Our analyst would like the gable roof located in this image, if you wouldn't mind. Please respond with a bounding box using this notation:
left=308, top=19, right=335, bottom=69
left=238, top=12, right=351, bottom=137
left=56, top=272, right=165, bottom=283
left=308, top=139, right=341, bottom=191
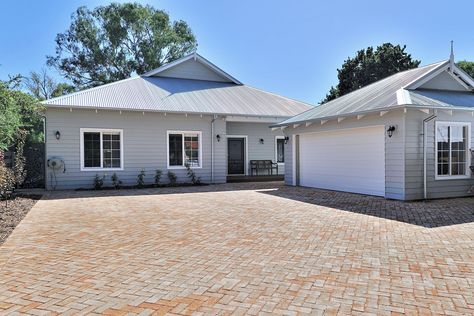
left=143, top=53, right=242, bottom=84
left=274, top=60, right=474, bottom=126
left=42, top=53, right=312, bottom=118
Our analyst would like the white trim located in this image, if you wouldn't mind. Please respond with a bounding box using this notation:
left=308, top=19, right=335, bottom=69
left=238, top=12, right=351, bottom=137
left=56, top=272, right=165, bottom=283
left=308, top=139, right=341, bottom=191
left=166, top=130, right=203, bottom=169
left=292, top=134, right=296, bottom=186
left=80, top=128, right=124, bottom=172
left=225, top=115, right=285, bottom=123
left=226, top=135, right=248, bottom=176
left=434, top=121, right=471, bottom=180
left=275, top=136, right=285, bottom=174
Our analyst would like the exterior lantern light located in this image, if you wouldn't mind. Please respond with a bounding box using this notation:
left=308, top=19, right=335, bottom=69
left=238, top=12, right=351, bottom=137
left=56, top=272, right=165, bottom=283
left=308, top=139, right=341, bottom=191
left=216, top=134, right=221, bottom=142
left=55, top=130, right=61, bottom=140
left=284, top=136, right=289, bottom=144
left=259, top=138, right=264, bottom=144
left=387, top=125, right=396, bottom=138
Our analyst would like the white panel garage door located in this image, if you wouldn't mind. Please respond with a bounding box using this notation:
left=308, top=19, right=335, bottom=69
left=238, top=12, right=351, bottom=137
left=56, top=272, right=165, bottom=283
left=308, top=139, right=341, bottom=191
left=299, top=126, right=385, bottom=197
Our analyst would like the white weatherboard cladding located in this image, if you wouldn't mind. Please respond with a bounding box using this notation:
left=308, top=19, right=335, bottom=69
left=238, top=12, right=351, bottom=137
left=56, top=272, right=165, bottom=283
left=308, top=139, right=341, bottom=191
left=299, top=126, right=386, bottom=197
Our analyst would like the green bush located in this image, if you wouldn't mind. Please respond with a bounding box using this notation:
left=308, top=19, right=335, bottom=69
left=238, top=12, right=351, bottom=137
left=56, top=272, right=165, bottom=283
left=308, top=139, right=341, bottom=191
left=137, top=169, right=146, bottom=188
left=154, top=169, right=162, bottom=186
left=167, top=171, right=177, bottom=186
left=185, top=163, right=201, bottom=185
left=93, top=174, right=105, bottom=190
left=111, top=173, right=122, bottom=189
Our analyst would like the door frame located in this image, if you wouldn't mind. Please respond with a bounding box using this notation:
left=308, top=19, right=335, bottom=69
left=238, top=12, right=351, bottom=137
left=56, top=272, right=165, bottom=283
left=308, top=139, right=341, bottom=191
left=226, top=135, right=248, bottom=176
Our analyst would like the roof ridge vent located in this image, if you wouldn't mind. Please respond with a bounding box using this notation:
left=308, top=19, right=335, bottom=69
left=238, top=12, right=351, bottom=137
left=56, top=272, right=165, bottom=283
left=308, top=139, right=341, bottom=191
left=449, top=40, right=455, bottom=72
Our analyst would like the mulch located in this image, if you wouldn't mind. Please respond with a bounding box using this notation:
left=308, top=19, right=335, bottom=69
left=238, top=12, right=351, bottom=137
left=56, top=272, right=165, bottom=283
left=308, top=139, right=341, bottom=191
left=0, top=195, right=41, bottom=245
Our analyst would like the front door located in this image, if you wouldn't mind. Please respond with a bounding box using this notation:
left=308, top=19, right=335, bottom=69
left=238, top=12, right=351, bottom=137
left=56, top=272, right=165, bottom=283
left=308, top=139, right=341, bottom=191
left=228, top=138, right=245, bottom=175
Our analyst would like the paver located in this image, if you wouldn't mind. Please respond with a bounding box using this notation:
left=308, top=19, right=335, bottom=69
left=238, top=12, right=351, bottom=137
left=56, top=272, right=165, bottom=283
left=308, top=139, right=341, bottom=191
left=0, top=182, right=473, bottom=315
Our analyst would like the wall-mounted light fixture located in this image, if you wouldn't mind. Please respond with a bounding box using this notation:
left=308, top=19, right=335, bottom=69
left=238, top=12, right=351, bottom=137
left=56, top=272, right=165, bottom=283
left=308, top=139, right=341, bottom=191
left=216, top=134, right=221, bottom=142
left=259, top=138, right=264, bottom=144
left=284, top=136, right=289, bottom=144
left=387, top=125, right=396, bottom=138
left=55, top=130, right=61, bottom=140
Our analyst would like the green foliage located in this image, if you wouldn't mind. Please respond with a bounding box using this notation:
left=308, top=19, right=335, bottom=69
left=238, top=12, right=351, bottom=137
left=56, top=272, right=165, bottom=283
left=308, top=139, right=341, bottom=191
left=24, top=69, right=76, bottom=100
left=13, top=130, right=27, bottom=188
left=154, top=169, right=162, bottom=186
left=47, top=2, right=197, bottom=88
left=322, top=43, right=420, bottom=103
left=167, top=171, right=177, bottom=186
left=1, top=79, right=43, bottom=150
left=93, top=174, right=105, bottom=189
left=457, top=61, right=474, bottom=79
left=0, top=160, right=15, bottom=199
left=111, top=173, right=122, bottom=189
left=184, top=163, right=200, bottom=185
left=137, top=169, right=146, bottom=188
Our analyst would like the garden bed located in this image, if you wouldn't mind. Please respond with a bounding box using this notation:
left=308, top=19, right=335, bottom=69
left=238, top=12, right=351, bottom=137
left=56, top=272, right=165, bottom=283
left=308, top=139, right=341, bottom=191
left=75, top=182, right=209, bottom=191
left=0, top=195, right=42, bottom=245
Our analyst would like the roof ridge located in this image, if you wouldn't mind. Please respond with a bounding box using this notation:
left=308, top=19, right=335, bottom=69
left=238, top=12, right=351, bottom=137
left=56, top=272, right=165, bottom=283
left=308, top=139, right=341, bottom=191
left=42, top=76, right=141, bottom=104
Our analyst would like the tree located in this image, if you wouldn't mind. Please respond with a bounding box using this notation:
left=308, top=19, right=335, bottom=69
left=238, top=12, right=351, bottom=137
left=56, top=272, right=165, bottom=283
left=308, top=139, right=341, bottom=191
left=47, top=3, right=197, bottom=88
left=322, top=43, right=421, bottom=103
left=24, top=68, right=76, bottom=100
left=457, top=61, right=474, bottom=78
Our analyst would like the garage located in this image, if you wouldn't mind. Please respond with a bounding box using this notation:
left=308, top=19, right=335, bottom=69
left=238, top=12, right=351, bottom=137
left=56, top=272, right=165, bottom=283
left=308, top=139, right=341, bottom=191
left=298, top=125, right=385, bottom=197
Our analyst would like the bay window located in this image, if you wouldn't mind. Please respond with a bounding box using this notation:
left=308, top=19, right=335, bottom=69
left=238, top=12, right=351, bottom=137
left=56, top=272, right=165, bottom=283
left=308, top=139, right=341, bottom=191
left=435, top=122, right=470, bottom=179
left=80, top=128, right=123, bottom=171
left=167, top=131, right=202, bottom=168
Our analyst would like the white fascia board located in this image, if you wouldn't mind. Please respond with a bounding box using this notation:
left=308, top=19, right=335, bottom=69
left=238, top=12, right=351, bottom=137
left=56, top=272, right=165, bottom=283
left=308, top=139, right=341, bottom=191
left=225, top=115, right=285, bottom=123
left=404, top=61, right=449, bottom=90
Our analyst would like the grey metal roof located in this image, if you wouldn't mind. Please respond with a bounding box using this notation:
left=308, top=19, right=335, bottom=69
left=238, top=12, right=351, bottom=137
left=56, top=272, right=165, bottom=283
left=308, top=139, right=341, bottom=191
left=409, top=89, right=474, bottom=108
left=275, top=61, right=449, bottom=125
left=42, top=76, right=312, bottom=117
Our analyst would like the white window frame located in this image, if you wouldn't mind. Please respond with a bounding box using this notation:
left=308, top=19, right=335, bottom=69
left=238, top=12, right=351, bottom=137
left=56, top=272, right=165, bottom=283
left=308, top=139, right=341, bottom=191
left=80, top=128, right=124, bottom=171
left=166, top=130, right=202, bottom=169
left=275, top=136, right=285, bottom=165
left=435, top=121, right=471, bottom=180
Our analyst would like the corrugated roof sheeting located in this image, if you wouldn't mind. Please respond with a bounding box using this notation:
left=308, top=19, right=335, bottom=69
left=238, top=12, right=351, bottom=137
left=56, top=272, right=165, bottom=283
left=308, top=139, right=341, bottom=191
left=43, top=76, right=312, bottom=117
left=409, top=89, right=474, bottom=108
left=276, top=61, right=448, bottom=125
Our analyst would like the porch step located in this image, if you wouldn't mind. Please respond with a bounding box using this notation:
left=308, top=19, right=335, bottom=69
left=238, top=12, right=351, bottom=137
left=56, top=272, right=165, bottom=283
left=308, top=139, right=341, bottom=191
left=227, top=175, right=284, bottom=183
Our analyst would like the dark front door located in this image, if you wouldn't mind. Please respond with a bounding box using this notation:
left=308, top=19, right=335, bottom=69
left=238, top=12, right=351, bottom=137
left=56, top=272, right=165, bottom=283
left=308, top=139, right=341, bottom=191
left=228, top=138, right=245, bottom=174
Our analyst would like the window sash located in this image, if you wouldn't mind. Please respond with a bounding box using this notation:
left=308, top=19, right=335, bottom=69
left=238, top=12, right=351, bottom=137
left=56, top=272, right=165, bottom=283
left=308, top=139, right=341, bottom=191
left=81, top=129, right=123, bottom=170
left=436, top=123, right=469, bottom=178
left=168, top=131, right=201, bottom=168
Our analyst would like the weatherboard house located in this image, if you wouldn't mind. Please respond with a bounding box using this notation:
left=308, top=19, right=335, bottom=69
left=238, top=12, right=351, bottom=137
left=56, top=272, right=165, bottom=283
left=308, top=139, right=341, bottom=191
left=275, top=51, right=474, bottom=200
left=42, top=53, right=311, bottom=189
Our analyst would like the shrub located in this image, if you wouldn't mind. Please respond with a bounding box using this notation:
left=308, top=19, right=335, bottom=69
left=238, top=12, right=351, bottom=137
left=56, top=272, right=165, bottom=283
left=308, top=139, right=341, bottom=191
left=94, top=174, right=105, bottom=190
left=0, top=160, right=14, bottom=200
left=185, top=163, right=201, bottom=185
left=154, top=169, right=162, bottom=186
left=13, top=129, right=28, bottom=188
left=111, top=173, right=122, bottom=189
left=137, top=169, right=146, bottom=188
left=167, top=171, right=177, bottom=186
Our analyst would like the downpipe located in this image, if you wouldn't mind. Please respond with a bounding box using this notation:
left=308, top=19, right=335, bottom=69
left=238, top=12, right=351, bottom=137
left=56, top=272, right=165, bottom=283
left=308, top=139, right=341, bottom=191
left=422, top=115, right=436, bottom=199
left=211, top=115, right=217, bottom=183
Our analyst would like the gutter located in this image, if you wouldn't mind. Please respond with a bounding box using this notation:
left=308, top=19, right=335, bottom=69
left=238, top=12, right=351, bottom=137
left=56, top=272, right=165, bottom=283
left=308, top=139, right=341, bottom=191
left=422, top=115, right=436, bottom=199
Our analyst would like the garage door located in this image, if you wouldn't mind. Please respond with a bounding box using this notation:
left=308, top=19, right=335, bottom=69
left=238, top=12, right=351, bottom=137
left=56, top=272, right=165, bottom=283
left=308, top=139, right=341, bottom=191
left=299, top=126, right=385, bottom=197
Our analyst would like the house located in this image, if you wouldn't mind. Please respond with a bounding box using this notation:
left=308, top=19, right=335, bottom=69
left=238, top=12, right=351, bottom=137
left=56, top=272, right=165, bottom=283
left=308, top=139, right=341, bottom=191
left=42, top=53, right=312, bottom=189
left=274, top=51, right=474, bottom=200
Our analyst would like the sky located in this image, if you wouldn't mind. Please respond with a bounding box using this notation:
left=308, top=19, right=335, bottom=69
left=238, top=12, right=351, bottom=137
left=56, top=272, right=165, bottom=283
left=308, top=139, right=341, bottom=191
left=1, top=0, right=474, bottom=104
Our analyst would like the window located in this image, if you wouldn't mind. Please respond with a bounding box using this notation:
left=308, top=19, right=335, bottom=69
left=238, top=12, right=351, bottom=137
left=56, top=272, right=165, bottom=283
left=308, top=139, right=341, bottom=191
left=276, top=137, right=285, bottom=163
left=436, top=122, right=470, bottom=179
left=167, top=131, right=201, bottom=168
left=80, top=129, right=123, bottom=171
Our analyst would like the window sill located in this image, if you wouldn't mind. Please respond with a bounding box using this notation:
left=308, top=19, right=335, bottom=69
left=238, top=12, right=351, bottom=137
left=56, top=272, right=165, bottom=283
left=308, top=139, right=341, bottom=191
left=167, top=166, right=202, bottom=170
left=81, top=168, right=124, bottom=172
left=435, top=175, right=471, bottom=180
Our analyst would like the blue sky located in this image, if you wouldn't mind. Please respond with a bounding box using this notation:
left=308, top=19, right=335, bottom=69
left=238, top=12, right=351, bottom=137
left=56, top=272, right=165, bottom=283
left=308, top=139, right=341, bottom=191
left=1, top=0, right=473, bottom=104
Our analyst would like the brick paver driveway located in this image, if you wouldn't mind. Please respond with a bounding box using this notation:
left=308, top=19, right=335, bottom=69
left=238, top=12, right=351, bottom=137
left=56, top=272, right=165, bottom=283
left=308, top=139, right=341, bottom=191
left=1, top=182, right=474, bottom=315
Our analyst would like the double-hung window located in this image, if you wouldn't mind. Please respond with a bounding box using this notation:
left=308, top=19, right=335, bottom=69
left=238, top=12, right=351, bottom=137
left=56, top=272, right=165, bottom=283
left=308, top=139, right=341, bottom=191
left=80, top=128, right=123, bottom=171
left=435, top=122, right=470, bottom=179
left=167, top=131, right=202, bottom=168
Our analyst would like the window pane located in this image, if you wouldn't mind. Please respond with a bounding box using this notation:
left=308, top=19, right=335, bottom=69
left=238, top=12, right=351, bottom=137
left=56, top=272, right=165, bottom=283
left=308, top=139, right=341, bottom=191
left=449, top=126, right=467, bottom=176
left=277, top=139, right=285, bottom=163
left=84, top=132, right=100, bottom=167
left=169, top=134, right=183, bottom=166
left=102, top=132, right=121, bottom=168
left=184, top=133, right=199, bottom=166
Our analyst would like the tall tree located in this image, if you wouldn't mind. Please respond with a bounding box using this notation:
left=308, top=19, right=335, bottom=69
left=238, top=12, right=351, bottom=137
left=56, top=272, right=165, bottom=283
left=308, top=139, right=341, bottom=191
left=47, top=3, right=197, bottom=88
left=457, top=61, right=474, bottom=78
left=322, top=43, right=420, bottom=103
left=24, top=68, right=76, bottom=100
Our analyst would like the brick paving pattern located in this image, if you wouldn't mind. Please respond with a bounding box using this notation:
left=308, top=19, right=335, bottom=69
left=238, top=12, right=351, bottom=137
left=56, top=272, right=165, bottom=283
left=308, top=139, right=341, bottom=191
left=0, top=182, right=473, bottom=315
